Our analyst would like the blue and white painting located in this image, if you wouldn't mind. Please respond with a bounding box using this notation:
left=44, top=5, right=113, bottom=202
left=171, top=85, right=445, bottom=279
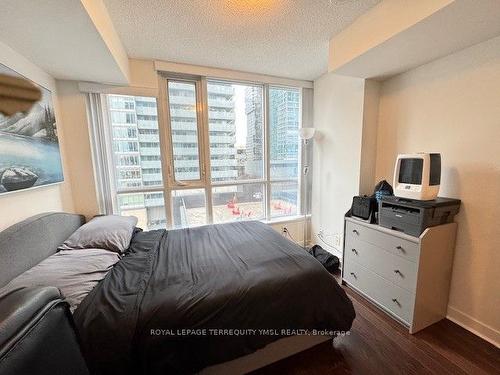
left=0, top=63, right=64, bottom=194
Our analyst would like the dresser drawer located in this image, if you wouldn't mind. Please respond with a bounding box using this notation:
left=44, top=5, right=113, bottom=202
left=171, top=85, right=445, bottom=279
left=345, top=235, right=417, bottom=292
left=344, top=260, right=414, bottom=324
left=346, top=220, right=420, bottom=263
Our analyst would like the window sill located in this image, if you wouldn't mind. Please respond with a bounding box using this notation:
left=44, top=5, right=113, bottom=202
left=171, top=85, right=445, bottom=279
left=261, top=214, right=310, bottom=226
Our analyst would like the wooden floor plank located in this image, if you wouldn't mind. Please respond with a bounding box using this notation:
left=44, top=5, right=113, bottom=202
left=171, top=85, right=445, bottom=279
left=251, top=276, right=500, bottom=375
left=346, top=289, right=466, bottom=375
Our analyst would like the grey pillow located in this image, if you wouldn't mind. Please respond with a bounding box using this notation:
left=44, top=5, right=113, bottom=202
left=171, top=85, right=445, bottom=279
left=0, top=248, right=121, bottom=312
left=59, top=215, right=138, bottom=253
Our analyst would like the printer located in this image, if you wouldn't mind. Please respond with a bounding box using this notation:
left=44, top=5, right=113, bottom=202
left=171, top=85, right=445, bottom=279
left=378, top=196, right=461, bottom=237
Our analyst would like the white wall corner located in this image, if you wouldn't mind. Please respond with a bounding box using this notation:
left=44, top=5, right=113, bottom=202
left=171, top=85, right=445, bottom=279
left=358, top=79, right=381, bottom=195
left=329, top=0, right=500, bottom=79
left=310, top=72, right=365, bottom=254
left=328, top=0, right=454, bottom=74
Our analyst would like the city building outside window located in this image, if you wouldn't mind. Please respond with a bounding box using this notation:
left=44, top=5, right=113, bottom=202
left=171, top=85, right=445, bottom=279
left=102, top=79, right=302, bottom=230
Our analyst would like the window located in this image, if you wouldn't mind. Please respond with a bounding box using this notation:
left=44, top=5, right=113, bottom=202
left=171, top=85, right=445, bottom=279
left=171, top=189, right=206, bottom=228
left=113, top=141, right=138, bottom=153
left=106, top=95, right=165, bottom=230
left=109, top=95, right=135, bottom=110
left=270, top=181, right=298, bottom=218
left=212, top=184, right=265, bottom=223
left=113, top=127, right=137, bottom=139
left=268, top=87, right=301, bottom=217
left=98, top=81, right=303, bottom=229
left=117, top=155, right=139, bottom=166
left=207, top=81, right=264, bottom=182
left=111, top=112, right=136, bottom=124
left=269, top=87, right=300, bottom=179
left=167, top=81, right=202, bottom=181
left=117, top=192, right=166, bottom=230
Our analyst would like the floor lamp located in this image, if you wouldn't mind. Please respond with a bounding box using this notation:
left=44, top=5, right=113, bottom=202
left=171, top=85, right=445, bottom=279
left=299, top=127, right=315, bottom=250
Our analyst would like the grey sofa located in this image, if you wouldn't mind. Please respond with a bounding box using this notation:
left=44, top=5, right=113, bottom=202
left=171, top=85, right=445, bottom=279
left=0, top=213, right=89, bottom=375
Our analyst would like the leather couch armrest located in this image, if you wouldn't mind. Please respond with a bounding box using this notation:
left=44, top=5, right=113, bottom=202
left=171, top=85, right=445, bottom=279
left=0, top=287, right=89, bottom=375
left=0, top=286, right=62, bottom=351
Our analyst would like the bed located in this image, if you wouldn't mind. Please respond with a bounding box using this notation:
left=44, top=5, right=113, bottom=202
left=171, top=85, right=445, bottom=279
left=0, top=213, right=355, bottom=375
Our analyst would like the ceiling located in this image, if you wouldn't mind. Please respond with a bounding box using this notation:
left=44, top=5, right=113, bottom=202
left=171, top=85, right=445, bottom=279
left=2, top=1, right=498, bottom=85
left=103, top=0, right=381, bottom=81
left=0, top=0, right=129, bottom=84
left=330, top=0, right=500, bottom=79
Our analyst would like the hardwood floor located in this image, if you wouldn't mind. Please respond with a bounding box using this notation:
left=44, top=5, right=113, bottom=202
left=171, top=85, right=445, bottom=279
left=251, top=272, right=500, bottom=375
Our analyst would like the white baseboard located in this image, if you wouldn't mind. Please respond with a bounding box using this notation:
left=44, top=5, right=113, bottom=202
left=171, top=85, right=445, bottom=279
left=447, top=306, right=499, bottom=348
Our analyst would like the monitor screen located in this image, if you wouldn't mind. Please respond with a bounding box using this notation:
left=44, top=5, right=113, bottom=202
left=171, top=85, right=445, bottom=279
left=398, top=158, right=423, bottom=184
left=429, top=153, right=441, bottom=185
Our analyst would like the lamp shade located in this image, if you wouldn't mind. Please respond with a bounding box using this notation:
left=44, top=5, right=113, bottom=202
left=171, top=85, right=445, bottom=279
left=299, top=127, right=315, bottom=140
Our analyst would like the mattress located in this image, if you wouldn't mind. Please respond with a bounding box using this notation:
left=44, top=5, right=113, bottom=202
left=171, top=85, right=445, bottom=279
left=74, top=221, right=355, bottom=374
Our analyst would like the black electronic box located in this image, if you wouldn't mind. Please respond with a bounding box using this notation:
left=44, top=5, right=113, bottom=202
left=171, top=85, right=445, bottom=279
left=378, top=196, right=461, bottom=237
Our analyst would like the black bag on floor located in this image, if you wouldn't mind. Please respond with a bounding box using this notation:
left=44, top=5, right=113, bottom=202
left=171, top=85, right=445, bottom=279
left=309, top=245, right=339, bottom=273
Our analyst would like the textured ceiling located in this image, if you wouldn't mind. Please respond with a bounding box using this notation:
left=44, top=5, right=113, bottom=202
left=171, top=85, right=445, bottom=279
left=103, top=0, right=381, bottom=81
left=0, top=0, right=129, bottom=84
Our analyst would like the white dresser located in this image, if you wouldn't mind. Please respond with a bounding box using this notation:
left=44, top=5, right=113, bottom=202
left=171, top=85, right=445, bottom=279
left=342, top=217, right=457, bottom=333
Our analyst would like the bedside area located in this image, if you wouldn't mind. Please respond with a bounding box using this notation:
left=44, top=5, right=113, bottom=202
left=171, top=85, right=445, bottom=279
left=342, top=217, right=458, bottom=334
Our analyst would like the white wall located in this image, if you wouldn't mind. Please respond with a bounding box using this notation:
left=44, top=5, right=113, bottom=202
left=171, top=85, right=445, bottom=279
left=375, top=35, right=500, bottom=345
left=56, top=80, right=100, bottom=219
left=0, top=41, right=74, bottom=230
left=311, top=73, right=366, bottom=256
left=359, top=79, right=380, bottom=195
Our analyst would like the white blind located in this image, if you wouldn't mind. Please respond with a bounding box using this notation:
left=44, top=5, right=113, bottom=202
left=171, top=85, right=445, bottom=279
left=86, top=93, right=115, bottom=214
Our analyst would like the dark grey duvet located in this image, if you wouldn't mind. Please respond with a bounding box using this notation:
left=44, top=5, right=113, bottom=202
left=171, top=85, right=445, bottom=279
left=74, top=221, right=355, bottom=374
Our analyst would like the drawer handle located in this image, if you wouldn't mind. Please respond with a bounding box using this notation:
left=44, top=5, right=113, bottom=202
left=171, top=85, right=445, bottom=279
left=350, top=272, right=357, bottom=279
left=392, top=298, right=401, bottom=307
left=396, top=245, right=406, bottom=253
left=351, top=248, right=358, bottom=255
left=394, top=269, right=403, bottom=277
left=352, top=229, right=359, bottom=235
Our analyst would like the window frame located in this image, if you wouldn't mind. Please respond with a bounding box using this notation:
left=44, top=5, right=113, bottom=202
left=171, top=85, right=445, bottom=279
left=101, top=76, right=303, bottom=229
left=162, top=77, right=207, bottom=188
left=206, top=79, right=266, bottom=185
left=159, top=75, right=303, bottom=228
